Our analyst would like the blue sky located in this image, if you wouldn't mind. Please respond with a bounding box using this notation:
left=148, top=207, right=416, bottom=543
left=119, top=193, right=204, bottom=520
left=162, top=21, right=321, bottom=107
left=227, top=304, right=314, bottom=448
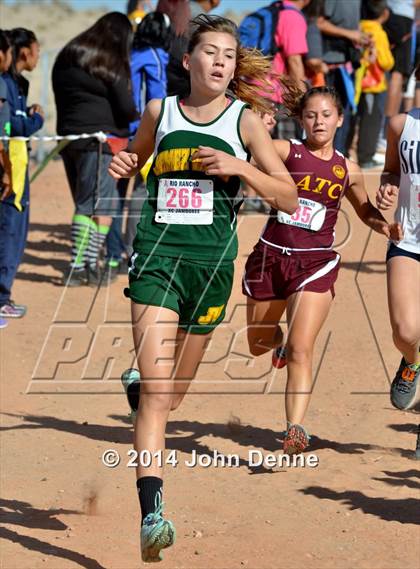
left=4, top=0, right=268, bottom=13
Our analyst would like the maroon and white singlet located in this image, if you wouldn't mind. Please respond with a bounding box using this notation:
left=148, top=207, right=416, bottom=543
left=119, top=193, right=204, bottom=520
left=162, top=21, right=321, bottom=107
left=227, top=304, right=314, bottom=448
left=243, top=140, right=350, bottom=300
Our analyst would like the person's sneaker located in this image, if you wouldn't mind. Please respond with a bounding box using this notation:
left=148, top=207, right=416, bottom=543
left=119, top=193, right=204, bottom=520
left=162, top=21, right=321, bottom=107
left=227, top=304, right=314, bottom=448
left=0, top=301, right=27, bottom=318
left=272, top=346, right=287, bottom=369
left=63, top=266, right=88, bottom=287
left=0, top=318, right=8, bottom=328
left=141, top=492, right=176, bottom=563
left=376, top=137, right=387, bottom=153
left=8, top=300, right=27, bottom=314
left=121, top=368, right=140, bottom=424
left=105, top=260, right=120, bottom=283
left=283, top=424, right=310, bottom=455
left=372, top=152, right=385, bottom=165
left=87, top=264, right=105, bottom=287
left=390, top=358, right=420, bottom=410
left=118, top=259, right=129, bottom=275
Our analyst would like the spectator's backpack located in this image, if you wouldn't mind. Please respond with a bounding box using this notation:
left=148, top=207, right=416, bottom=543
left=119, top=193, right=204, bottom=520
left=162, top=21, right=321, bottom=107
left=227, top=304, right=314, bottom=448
left=238, top=1, right=295, bottom=56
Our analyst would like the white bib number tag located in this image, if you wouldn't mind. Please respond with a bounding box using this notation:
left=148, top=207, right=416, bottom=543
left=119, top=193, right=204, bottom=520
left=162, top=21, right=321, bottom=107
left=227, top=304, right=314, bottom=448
left=155, top=178, right=214, bottom=225
left=277, top=197, right=326, bottom=231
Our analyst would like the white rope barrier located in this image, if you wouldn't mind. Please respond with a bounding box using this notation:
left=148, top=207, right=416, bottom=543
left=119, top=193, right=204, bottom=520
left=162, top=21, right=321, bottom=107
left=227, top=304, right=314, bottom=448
left=0, top=131, right=108, bottom=143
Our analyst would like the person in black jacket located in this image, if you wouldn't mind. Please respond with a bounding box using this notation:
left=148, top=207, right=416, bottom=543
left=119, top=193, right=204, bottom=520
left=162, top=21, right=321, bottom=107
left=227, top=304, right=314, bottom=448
left=52, top=12, right=137, bottom=286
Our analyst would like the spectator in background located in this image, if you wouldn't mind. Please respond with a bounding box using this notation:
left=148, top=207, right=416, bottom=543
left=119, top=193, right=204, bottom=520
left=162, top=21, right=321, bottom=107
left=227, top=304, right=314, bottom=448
left=317, top=0, right=368, bottom=155
left=381, top=0, right=416, bottom=147
left=52, top=13, right=137, bottom=287
left=269, top=0, right=311, bottom=139
left=157, top=0, right=220, bottom=98
left=354, top=0, right=394, bottom=169
left=0, top=28, right=43, bottom=319
left=272, top=1, right=311, bottom=91
left=0, top=30, right=12, bottom=329
left=0, top=30, right=12, bottom=202
left=106, top=12, right=171, bottom=278
left=303, top=0, right=328, bottom=87
left=127, top=0, right=154, bottom=27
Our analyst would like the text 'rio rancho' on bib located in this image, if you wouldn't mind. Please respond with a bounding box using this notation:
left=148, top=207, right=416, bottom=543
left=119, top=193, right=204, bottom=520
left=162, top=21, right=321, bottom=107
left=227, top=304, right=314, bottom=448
left=155, top=178, right=214, bottom=225
left=277, top=197, right=326, bottom=231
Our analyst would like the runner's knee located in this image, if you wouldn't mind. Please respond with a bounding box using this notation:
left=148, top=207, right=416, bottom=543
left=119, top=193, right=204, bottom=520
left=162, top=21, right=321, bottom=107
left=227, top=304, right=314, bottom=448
left=287, top=343, right=312, bottom=366
left=141, top=392, right=174, bottom=413
left=392, top=321, right=419, bottom=349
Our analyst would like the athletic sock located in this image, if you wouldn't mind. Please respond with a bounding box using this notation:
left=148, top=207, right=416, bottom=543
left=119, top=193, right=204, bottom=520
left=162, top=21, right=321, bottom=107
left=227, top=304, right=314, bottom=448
left=127, top=381, right=140, bottom=411
left=70, top=214, right=95, bottom=269
left=86, top=223, right=109, bottom=268
left=137, top=476, right=163, bottom=523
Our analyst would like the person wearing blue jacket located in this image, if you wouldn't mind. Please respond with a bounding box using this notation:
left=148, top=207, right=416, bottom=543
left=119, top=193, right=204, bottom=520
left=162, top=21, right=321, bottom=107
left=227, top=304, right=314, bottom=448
left=106, top=12, right=170, bottom=277
left=0, top=28, right=43, bottom=318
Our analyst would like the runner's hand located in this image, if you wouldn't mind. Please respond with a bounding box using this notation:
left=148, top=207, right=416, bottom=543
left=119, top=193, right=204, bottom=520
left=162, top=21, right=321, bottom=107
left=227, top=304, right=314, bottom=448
left=109, top=151, right=138, bottom=179
left=194, top=146, right=242, bottom=178
left=376, top=184, right=399, bottom=210
left=383, top=222, right=404, bottom=242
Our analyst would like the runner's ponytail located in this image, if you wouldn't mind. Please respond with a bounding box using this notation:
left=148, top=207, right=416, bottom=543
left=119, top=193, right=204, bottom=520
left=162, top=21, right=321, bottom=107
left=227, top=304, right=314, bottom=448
left=280, top=76, right=343, bottom=118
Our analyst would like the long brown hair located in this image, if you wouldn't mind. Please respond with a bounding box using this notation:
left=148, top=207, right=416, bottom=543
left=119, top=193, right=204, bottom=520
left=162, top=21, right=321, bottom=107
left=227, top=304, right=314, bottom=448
left=187, top=14, right=275, bottom=115
left=56, top=12, right=132, bottom=85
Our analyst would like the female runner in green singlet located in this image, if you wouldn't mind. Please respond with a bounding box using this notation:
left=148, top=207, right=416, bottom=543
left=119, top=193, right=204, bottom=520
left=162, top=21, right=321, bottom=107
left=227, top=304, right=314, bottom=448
left=109, top=15, right=298, bottom=563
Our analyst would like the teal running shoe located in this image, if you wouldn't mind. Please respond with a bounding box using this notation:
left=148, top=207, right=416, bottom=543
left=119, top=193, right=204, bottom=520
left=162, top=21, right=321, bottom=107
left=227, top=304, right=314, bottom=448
left=121, top=368, right=140, bottom=424
left=141, top=492, right=176, bottom=563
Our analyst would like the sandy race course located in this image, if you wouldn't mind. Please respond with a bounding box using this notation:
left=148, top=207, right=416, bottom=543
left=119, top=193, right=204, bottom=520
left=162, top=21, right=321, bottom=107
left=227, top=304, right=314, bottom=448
left=1, top=160, right=419, bottom=569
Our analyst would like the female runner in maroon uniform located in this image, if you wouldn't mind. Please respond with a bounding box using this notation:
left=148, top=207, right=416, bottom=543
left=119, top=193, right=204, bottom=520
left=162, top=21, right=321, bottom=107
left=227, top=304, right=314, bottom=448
left=243, top=84, right=403, bottom=455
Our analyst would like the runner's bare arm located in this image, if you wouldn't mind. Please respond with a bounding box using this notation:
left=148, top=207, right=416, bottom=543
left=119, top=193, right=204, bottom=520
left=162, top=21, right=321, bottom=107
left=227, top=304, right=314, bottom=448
left=240, top=110, right=297, bottom=213
left=108, top=99, right=161, bottom=180
left=241, top=112, right=297, bottom=213
left=273, top=139, right=291, bottom=163
left=249, top=140, right=289, bottom=169
left=196, top=111, right=297, bottom=213
left=377, top=113, right=406, bottom=210
left=345, top=159, right=403, bottom=241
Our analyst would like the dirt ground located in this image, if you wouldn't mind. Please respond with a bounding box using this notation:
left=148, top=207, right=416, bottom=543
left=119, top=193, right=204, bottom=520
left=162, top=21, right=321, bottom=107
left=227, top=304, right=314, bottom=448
left=1, top=160, right=419, bottom=569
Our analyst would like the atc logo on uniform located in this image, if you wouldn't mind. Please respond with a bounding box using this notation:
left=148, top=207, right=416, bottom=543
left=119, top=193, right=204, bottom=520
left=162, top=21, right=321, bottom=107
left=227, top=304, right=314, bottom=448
left=333, top=165, right=345, bottom=179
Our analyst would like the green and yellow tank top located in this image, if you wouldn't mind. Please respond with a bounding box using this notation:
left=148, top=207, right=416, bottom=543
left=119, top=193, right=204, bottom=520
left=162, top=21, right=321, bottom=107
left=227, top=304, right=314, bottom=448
left=133, top=95, right=250, bottom=263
